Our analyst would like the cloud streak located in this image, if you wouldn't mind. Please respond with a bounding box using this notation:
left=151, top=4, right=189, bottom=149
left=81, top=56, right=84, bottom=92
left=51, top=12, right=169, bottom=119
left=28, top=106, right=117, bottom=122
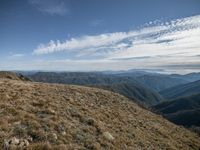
left=28, top=0, right=69, bottom=16
left=89, top=19, right=105, bottom=27
left=33, top=15, right=200, bottom=59
left=31, top=15, right=200, bottom=73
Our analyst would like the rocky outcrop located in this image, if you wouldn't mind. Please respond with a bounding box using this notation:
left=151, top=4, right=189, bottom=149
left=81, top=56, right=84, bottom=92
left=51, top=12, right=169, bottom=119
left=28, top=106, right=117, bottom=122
left=4, top=137, right=32, bottom=149
left=0, top=71, right=31, bottom=81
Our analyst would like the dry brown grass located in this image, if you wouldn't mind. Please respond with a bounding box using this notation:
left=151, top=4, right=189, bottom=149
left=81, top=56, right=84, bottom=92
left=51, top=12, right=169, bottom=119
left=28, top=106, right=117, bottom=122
left=0, top=75, right=199, bottom=149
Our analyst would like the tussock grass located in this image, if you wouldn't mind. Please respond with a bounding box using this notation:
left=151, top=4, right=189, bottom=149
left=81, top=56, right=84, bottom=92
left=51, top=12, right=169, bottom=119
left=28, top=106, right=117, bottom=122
left=0, top=75, right=199, bottom=149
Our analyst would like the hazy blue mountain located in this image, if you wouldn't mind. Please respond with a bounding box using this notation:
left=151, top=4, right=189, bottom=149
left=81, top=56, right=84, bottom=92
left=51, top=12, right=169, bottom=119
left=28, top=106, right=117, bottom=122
left=104, top=69, right=160, bottom=77
left=135, top=75, right=188, bottom=92
left=160, top=80, right=200, bottom=99
left=170, top=72, right=200, bottom=82
left=153, top=93, right=200, bottom=127
left=104, top=71, right=190, bottom=92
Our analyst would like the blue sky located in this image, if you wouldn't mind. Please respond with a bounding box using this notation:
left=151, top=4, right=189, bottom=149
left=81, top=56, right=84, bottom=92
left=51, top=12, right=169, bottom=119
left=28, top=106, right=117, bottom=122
left=0, top=0, right=200, bottom=73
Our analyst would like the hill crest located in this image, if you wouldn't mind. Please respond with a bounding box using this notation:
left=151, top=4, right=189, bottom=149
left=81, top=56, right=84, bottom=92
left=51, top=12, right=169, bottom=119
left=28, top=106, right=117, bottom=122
left=0, top=71, right=31, bottom=81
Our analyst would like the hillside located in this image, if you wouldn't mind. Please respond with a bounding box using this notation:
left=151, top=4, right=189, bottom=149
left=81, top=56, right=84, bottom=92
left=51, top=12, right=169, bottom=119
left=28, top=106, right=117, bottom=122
left=160, top=80, right=200, bottom=99
left=0, top=71, right=31, bottom=81
left=94, top=82, right=163, bottom=105
left=28, top=72, right=163, bottom=105
left=0, top=75, right=200, bottom=149
left=135, top=75, right=188, bottom=92
left=153, top=93, right=200, bottom=128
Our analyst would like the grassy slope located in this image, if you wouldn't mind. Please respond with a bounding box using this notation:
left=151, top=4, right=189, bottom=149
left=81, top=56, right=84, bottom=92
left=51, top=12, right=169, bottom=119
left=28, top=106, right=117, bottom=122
left=0, top=78, right=200, bottom=149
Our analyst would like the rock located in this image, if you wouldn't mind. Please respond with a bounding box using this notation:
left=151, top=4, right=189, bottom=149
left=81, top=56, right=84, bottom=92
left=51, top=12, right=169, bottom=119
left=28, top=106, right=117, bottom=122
left=62, top=131, right=66, bottom=136
left=27, top=136, right=33, bottom=142
left=67, top=97, right=74, bottom=103
left=80, top=117, right=96, bottom=126
left=88, top=142, right=101, bottom=150
left=4, top=137, right=30, bottom=148
left=52, top=133, right=58, bottom=140
left=9, top=137, right=20, bottom=145
left=19, top=139, right=29, bottom=147
left=69, top=108, right=80, bottom=118
left=48, top=133, right=58, bottom=143
left=3, top=139, right=9, bottom=149
left=48, top=108, right=56, bottom=115
left=13, top=121, right=21, bottom=126
left=5, top=93, right=10, bottom=99
left=74, top=132, right=85, bottom=142
left=103, top=132, right=114, bottom=141
left=85, top=118, right=95, bottom=126
left=23, top=139, right=29, bottom=147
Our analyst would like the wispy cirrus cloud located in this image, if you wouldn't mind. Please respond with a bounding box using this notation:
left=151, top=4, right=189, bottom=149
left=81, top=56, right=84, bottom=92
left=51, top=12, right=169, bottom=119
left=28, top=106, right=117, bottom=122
left=28, top=0, right=70, bottom=16
left=33, top=15, right=200, bottom=59
left=31, top=15, right=200, bottom=73
left=8, top=53, right=25, bottom=59
left=89, top=19, right=105, bottom=27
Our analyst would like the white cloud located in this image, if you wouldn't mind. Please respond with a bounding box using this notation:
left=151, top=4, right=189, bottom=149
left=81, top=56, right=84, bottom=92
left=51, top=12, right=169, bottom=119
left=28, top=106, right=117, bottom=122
left=28, top=0, right=70, bottom=16
left=30, top=15, right=200, bottom=73
left=33, top=15, right=200, bottom=59
left=8, top=53, right=25, bottom=59
left=33, top=32, right=134, bottom=55
left=89, top=19, right=105, bottom=27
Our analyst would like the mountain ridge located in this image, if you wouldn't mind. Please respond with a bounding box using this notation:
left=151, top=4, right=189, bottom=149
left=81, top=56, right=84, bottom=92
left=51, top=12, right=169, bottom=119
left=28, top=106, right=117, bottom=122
left=153, top=93, right=200, bottom=128
left=160, top=80, right=200, bottom=99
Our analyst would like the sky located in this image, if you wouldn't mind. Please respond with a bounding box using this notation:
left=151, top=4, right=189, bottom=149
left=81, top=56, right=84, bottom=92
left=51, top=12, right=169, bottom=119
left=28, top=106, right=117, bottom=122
left=0, top=0, right=200, bottom=74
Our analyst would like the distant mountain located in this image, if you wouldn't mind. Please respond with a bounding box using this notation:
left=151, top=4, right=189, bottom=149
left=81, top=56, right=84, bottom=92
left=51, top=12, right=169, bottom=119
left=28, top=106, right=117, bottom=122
left=160, top=80, right=200, bottom=100
left=135, top=75, right=188, bottom=92
left=170, top=72, right=200, bottom=82
left=104, top=69, right=160, bottom=77
left=27, top=72, right=140, bottom=85
left=153, top=93, right=200, bottom=128
left=28, top=72, right=163, bottom=105
left=103, top=71, right=189, bottom=92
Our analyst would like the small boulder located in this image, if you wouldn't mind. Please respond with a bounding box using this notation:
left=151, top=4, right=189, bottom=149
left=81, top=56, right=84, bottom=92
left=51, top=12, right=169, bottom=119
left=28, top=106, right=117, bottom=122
left=103, top=132, right=114, bottom=141
left=4, top=137, right=30, bottom=149
left=61, top=131, right=66, bottom=136
left=19, top=139, right=29, bottom=147
left=85, top=118, right=95, bottom=126
left=48, top=108, right=56, bottom=115
left=9, top=137, right=20, bottom=145
left=27, top=136, right=33, bottom=142
left=80, top=117, right=96, bottom=126
left=52, top=133, right=58, bottom=140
